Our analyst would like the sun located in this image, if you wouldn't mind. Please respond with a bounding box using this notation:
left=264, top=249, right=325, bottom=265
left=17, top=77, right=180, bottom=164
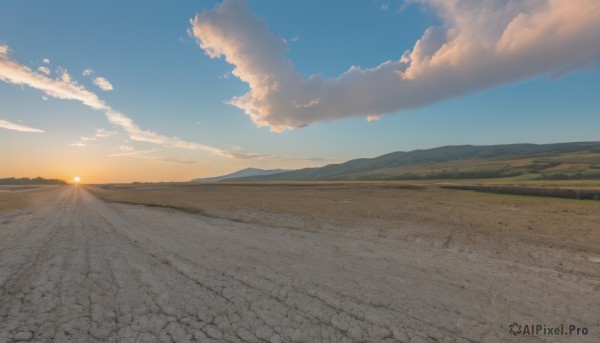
left=73, top=176, right=81, bottom=183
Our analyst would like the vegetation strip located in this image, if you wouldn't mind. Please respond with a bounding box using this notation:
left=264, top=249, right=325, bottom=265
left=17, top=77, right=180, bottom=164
left=440, top=185, right=600, bottom=201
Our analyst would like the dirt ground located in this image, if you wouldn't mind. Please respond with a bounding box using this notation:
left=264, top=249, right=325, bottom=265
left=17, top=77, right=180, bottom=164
left=0, top=184, right=598, bottom=342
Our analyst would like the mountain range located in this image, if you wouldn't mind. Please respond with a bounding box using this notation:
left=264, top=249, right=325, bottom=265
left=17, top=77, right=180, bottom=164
left=221, top=142, right=600, bottom=182
left=191, top=168, right=290, bottom=182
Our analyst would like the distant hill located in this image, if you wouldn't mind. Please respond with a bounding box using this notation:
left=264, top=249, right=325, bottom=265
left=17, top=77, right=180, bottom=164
left=0, top=177, right=67, bottom=185
left=191, top=168, right=290, bottom=182
left=229, top=142, right=600, bottom=181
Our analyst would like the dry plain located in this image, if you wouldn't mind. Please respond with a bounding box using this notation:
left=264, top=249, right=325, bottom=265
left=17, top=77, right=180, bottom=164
left=0, top=183, right=599, bottom=342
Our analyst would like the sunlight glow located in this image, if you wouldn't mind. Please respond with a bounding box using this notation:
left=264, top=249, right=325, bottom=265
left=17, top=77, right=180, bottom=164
left=73, top=176, right=81, bottom=183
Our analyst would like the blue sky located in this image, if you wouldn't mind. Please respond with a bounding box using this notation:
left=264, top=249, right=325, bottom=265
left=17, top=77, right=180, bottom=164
left=1, top=0, right=599, bottom=182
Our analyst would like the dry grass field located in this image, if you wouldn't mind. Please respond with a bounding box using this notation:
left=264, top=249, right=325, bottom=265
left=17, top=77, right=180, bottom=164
left=0, top=185, right=65, bottom=214
left=86, top=182, right=600, bottom=254
left=84, top=182, right=600, bottom=341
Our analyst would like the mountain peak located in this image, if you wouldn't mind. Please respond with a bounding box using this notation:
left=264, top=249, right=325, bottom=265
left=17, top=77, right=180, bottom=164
left=191, top=168, right=290, bottom=182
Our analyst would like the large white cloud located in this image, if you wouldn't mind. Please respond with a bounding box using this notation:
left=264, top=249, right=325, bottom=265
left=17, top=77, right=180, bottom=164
left=191, top=0, right=600, bottom=132
left=0, top=43, right=258, bottom=158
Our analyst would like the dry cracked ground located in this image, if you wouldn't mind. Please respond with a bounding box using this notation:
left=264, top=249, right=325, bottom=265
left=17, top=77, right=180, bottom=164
left=0, top=186, right=598, bottom=342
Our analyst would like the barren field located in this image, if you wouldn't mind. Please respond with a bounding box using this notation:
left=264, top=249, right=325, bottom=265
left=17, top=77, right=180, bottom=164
left=0, top=185, right=63, bottom=214
left=0, top=184, right=599, bottom=342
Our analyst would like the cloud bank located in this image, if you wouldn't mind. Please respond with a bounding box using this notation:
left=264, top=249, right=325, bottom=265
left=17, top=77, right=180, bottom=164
left=0, top=119, right=44, bottom=133
left=192, top=0, right=600, bottom=131
left=0, top=43, right=257, bottom=159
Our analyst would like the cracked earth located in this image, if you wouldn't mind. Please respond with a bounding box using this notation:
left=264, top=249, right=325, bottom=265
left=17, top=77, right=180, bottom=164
left=0, top=186, right=598, bottom=342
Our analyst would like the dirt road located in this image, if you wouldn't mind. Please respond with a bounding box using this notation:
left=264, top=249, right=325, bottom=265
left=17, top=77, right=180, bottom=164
left=0, top=186, right=598, bottom=342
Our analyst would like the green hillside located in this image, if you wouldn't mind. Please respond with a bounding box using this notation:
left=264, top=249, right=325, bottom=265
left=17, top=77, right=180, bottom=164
left=230, top=142, right=600, bottom=181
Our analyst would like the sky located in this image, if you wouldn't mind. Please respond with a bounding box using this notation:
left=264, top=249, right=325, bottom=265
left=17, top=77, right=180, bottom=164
left=1, top=0, right=599, bottom=183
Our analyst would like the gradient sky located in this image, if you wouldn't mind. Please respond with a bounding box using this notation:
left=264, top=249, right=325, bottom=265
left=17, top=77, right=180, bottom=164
left=1, top=0, right=599, bottom=183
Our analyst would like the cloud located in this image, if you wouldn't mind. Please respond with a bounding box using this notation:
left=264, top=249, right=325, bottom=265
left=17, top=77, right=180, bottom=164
left=119, top=145, right=134, bottom=152
left=292, top=98, right=319, bottom=108
left=0, top=43, right=260, bottom=159
left=157, top=157, right=197, bottom=165
left=95, top=128, right=117, bottom=137
left=93, top=76, right=113, bottom=91
left=82, top=68, right=94, bottom=76
left=109, top=148, right=154, bottom=158
left=366, top=114, right=381, bottom=122
left=70, top=135, right=98, bottom=147
left=42, top=58, right=50, bottom=64
left=109, top=147, right=197, bottom=164
left=191, top=0, right=600, bottom=131
left=56, top=68, right=73, bottom=83
left=0, top=119, right=44, bottom=133
left=37, top=66, right=50, bottom=75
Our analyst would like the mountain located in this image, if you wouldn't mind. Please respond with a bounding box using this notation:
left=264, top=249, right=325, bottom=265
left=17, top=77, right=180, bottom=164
left=191, top=168, right=289, bottom=182
left=228, top=142, right=600, bottom=181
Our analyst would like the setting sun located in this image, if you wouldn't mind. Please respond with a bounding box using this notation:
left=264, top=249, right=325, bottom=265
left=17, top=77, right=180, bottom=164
left=73, top=176, right=81, bottom=183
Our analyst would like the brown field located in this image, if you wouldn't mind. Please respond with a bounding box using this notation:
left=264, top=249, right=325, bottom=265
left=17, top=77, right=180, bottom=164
left=0, top=185, right=66, bottom=214
left=1, top=183, right=598, bottom=342
left=87, top=182, right=600, bottom=255
left=84, top=182, right=600, bottom=341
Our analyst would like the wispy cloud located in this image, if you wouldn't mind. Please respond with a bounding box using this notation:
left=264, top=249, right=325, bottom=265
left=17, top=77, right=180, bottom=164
left=192, top=0, right=600, bottom=131
left=42, top=58, right=50, bottom=64
left=37, top=66, right=50, bottom=75
left=70, top=128, right=119, bottom=147
left=108, top=147, right=197, bottom=164
left=95, top=128, right=117, bottom=137
left=93, top=76, right=113, bottom=91
left=0, top=42, right=259, bottom=159
left=82, top=68, right=94, bottom=76
left=157, top=157, right=198, bottom=165
left=109, top=148, right=155, bottom=158
left=69, top=136, right=97, bottom=147
left=0, top=119, right=44, bottom=133
left=57, top=67, right=73, bottom=83
left=119, top=145, right=134, bottom=152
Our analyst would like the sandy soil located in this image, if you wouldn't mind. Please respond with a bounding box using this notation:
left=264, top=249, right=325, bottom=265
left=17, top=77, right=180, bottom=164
left=0, top=185, right=598, bottom=342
